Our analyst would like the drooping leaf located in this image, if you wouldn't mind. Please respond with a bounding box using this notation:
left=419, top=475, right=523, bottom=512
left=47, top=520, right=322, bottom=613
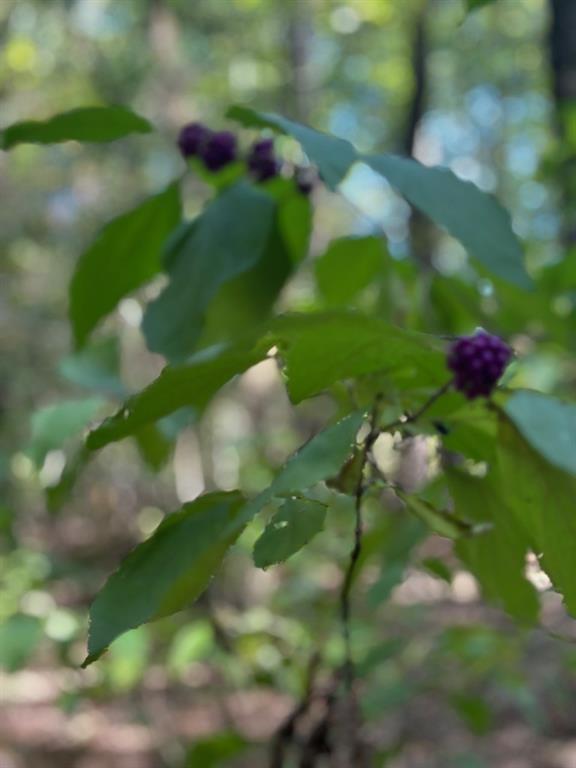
left=278, top=191, right=313, bottom=264
left=84, top=491, right=244, bottom=666
left=253, top=497, right=327, bottom=568
left=199, top=200, right=295, bottom=349
left=504, top=390, right=576, bottom=477
left=269, top=312, right=445, bottom=403
left=227, top=105, right=357, bottom=189
left=237, top=411, right=364, bottom=530
left=70, top=183, right=181, bottom=348
left=315, top=236, right=386, bottom=306
left=397, top=490, right=471, bottom=540
left=59, top=337, right=125, bottom=397
left=364, top=154, right=531, bottom=289
left=142, top=182, right=275, bottom=360
left=498, top=416, right=576, bottom=615
left=135, top=424, right=173, bottom=471
left=86, top=342, right=266, bottom=451
left=1, top=106, right=152, bottom=149
left=447, top=467, right=539, bottom=623
left=0, top=614, right=43, bottom=672
left=45, top=446, right=90, bottom=512
left=29, top=398, right=106, bottom=467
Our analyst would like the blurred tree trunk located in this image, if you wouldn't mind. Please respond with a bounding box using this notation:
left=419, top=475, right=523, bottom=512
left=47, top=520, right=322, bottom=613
left=282, top=0, right=312, bottom=122
left=403, top=0, right=435, bottom=271
left=548, top=0, right=576, bottom=245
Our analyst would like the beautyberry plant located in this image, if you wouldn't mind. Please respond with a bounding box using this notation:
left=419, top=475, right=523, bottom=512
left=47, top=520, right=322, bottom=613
left=5, top=99, right=576, bottom=762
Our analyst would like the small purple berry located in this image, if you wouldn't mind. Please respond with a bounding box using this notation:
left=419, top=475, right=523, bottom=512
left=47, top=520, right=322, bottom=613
left=200, top=131, right=238, bottom=172
left=178, top=122, right=211, bottom=158
left=247, top=138, right=280, bottom=182
left=447, top=331, right=512, bottom=400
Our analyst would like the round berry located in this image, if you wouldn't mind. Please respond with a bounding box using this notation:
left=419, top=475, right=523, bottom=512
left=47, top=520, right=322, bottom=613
left=177, top=122, right=211, bottom=158
left=200, top=131, right=238, bottom=172
left=447, top=331, right=512, bottom=399
left=247, top=138, right=280, bottom=182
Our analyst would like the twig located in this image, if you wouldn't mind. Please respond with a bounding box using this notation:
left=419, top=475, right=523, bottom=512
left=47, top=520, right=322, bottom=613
left=269, top=651, right=322, bottom=768
left=379, top=380, right=452, bottom=435
left=339, top=395, right=382, bottom=693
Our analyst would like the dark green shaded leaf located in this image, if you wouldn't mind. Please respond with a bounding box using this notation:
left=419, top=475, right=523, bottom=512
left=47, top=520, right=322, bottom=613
left=1, top=106, right=152, bottom=149
left=186, top=732, right=248, bottom=768
left=227, top=105, right=357, bottom=189
left=142, top=182, right=275, bottom=360
left=504, top=390, right=576, bottom=476
left=70, top=183, right=181, bottom=348
left=135, top=424, right=173, bottom=471
left=315, top=236, right=385, bottom=306
left=199, top=203, right=294, bottom=349
left=0, top=614, right=43, bottom=671
left=86, top=342, right=265, bottom=451
left=269, top=312, right=445, bottom=403
left=29, top=398, right=106, bottom=467
left=498, top=416, right=576, bottom=615
left=451, top=694, right=492, bottom=735
left=447, top=468, right=539, bottom=623
left=253, top=498, right=327, bottom=568
left=422, top=557, right=452, bottom=583
left=84, top=491, right=244, bottom=665
left=364, top=154, right=531, bottom=289
left=278, top=191, right=313, bottom=264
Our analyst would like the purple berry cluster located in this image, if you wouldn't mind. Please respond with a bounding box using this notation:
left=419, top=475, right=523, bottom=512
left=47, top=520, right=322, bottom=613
left=177, top=120, right=315, bottom=194
left=247, top=138, right=279, bottom=181
left=447, top=331, right=512, bottom=399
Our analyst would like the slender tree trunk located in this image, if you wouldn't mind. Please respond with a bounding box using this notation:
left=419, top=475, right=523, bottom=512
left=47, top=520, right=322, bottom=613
left=282, top=0, right=312, bottom=122
left=548, top=0, right=576, bottom=245
left=403, top=0, right=435, bottom=270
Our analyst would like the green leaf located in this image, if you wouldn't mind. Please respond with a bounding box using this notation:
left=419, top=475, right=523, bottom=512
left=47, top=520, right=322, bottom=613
left=0, top=614, right=43, bottom=672
left=447, top=468, right=539, bottom=623
left=135, top=424, right=173, bottom=471
left=364, top=154, right=531, bottom=289
left=86, top=342, right=265, bottom=451
left=45, top=446, right=90, bottom=513
left=238, top=411, right=364, bottom=530
left=450, top=694, right=492, bottom=735
left=199, top=200, right=295, bottom=350
left=142, top=182, right=275, bottom=360
left=315, top=236, right=385, bottom=306
left=269, top=312, right=445, bottom=403
left=504, top=390, right=576, bottom=476
left=70, top=182, right=181, bottom=348
left=253, top=497, right=327, bottom=569
left=29, top=398, right=106, bottom=467
left=397, top=490, right=470, bottom=540
left=84, top=491, right=244, bottom=665
left=1, top=106, right=152, bottom=149
left=466, top=0, right=497, bottom=10
left=186, top=732, right=248, bottom=768
left=278, top=191, right=313, bottom=264
left=227, top=105, right=357, bottom=189
left=498, top=417, right=576, bottom=615
left=59, top=337, right=125, bottom=397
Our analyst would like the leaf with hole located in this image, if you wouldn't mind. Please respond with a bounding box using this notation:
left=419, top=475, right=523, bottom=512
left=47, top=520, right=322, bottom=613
left=253, top=497, right=327, bottom=568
